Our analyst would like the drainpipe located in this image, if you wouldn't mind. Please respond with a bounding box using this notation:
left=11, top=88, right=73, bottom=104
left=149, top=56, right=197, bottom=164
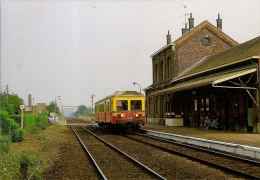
left=251, top=60, right=259, bottom=133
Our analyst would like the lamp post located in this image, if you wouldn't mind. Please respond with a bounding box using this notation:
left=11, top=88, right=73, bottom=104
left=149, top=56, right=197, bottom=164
left=133, top=82, right=141, bottom=93
left=55, top=96, right=61, bottom=115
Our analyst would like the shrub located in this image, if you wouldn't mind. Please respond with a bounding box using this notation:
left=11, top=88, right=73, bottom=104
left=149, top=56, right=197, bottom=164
left=10, top=115, right=21, bottom=125
left=0, top=135, right=11, bottom=153
left=0, top=110, right=24, bottom=142
left=24, top=115, right=49, bottom=134
left=24, top=115, right=38, bottom=133
left=10, top=122, right=24, bottom=142
left=0, top=110, right=11, bottom=135
left=37, top=116, right=48, bottom=130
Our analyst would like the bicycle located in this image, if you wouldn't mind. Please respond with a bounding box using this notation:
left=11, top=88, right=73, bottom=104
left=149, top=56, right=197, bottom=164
left=199, top=117, right=219, bottom=130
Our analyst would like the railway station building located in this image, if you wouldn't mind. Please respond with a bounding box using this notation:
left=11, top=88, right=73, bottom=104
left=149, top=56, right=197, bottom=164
left=144, top=14, right=260, bottom=133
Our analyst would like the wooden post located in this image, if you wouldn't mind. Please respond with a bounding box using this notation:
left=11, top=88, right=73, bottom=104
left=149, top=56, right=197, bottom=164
left=20, top=105, right=25, bottom=129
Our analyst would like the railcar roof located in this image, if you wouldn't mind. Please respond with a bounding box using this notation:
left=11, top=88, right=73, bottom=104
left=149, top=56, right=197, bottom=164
left=95, top=91, right=144, bottom=104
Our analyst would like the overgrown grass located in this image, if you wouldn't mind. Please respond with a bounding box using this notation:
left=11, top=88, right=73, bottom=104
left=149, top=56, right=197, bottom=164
left=0, top=111, right=51, bottom=179
left=0, top=133, right=52, bottom=180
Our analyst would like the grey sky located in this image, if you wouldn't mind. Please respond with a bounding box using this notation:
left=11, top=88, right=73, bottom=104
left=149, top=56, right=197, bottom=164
left=1, top=0, right=260, bottom=108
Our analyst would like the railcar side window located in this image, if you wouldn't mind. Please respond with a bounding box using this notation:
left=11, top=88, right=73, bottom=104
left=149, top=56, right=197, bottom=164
left=116, top=100, right=128, bottom=111
left=131, top=100, right=142, bottom=110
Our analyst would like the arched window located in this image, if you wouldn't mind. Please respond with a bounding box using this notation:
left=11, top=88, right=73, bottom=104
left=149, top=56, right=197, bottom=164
left=161, top=61, right=164, bottom=82
left=155, top=96, right=158, bottom=115
left=167, top=57, right=171, bottom=79
left=149, top=98, right=152, bottom=115
left=155, top=64, right=158, bottom=83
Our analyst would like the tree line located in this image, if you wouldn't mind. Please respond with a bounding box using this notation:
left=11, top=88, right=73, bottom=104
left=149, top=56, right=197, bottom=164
left=71, top=105, right=93, bottom=117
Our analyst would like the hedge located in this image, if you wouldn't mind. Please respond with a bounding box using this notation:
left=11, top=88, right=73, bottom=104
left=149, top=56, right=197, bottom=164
left=24, top=115, right=48, bottom=133
left=0, top=110, right=24, bottom=143
left=0, top=135, right=11, bottom=153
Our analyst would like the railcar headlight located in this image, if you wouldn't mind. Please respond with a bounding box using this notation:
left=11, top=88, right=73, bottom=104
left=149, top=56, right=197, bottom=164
left=134, top=113, right=142, bottom=118
left=117, top=113, right=125, bottom=118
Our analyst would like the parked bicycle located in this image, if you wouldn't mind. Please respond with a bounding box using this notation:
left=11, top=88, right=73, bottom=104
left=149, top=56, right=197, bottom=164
left=198, top=117, right=219, bottom=130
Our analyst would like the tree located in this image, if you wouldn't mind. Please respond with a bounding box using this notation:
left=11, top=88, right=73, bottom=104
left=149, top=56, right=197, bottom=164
left=0, top=94, right=23, bottom=115
left=72, top=105, right=92, bottom=117
left=46, top=101, right=60, bottom=116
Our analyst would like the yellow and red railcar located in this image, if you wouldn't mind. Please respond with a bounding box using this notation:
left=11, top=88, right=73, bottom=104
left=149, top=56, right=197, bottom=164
left=95, top=91, right=145, bottom=130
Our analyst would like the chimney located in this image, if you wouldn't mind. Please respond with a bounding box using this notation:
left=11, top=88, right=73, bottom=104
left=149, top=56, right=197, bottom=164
left=166, top=30, right=171, bottom=44
left=188, top=13, right=194, bottom=30
left=182, top=23, right=189, bottom=36
left=216, top=13, right=222, bottom=30
left=28, top=94, right=32, bottom=107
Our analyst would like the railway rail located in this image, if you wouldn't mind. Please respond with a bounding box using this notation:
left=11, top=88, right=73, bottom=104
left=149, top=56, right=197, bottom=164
left=67, top=119, right=166, bottom=179
left=125, top=133, right=260, bottom=179
left=66, top=118, right=259, bottom=179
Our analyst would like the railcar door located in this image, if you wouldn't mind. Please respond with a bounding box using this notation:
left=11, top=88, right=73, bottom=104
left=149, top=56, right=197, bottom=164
left=105, top=100, right=111, bottom=123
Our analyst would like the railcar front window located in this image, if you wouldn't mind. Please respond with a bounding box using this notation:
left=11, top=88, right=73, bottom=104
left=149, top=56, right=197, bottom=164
left=116, top=100, right=128, bottom=111
left=131, top=100, right=142, bottom=110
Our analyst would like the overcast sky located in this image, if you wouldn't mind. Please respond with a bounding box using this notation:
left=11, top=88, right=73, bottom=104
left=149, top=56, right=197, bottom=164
left=1, top=0, right=260, bottom=108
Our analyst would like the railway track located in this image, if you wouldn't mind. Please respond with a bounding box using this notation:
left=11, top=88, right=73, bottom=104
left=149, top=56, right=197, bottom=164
left=125, top=133, right=260, bottom=179
left=69, top=124, right=166, bottom=179
left=66, top=118, right=259, bottom=179
left=86, top=126, right=243, bottom=179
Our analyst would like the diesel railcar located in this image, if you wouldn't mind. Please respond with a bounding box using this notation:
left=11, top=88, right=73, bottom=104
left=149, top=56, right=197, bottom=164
left=95, top=91, right=145, bottom=131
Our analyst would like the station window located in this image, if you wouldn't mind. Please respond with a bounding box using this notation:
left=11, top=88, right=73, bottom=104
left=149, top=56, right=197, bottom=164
left=201, top=99, right=204, bottom=111
left=155, top=64, right=158, bottom=84
left=194, top=100, right=197, bottom=111
left=116, top=100, right=128, bottom=111
left=206, top=98, right=209, bottom=111
left=155, top=96, right=158, bottom=115
left=149, top=98, right=152, bottom=115
left=130, top=100, right=142, bottom=110
left=161, top=61, right=164, bottom=82
left=167, top=57, right=171, bottom=79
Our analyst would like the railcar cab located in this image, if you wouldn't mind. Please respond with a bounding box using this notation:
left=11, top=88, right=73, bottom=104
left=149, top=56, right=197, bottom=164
left=112, top=97, right=145, bottom=125
left=94, top=91, right=146, bottom=129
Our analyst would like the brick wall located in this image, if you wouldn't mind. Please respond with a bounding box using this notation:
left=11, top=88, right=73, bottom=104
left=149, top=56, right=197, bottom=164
left=176, top=28, right=233, bottom=76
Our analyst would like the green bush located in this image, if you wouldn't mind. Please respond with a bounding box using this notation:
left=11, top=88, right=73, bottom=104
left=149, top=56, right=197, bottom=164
left=37, top=116, right=48, bottom=130
left=10, top=122, right=24, bottom=142
left=10, top=115, right=21, bottom=125
left=24, top=115, right=48, bottom=134
left=0, top=110, right=11, bottom=135
left=0, top=110, right=24, bottom=142
left=0, top=135, right=11, bottom=154
left=24, top=115, right=38, bottom=133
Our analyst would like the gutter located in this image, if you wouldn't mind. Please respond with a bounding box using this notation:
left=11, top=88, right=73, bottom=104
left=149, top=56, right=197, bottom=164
left=150, top=42, right=175, bottom=58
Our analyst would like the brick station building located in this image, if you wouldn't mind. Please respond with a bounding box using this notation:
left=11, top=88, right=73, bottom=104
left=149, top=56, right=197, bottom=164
left=144, top=14, right=260, bottom=133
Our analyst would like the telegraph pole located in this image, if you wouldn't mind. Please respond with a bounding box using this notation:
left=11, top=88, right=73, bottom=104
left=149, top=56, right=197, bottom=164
left=91, top=94, right=95, bottom=120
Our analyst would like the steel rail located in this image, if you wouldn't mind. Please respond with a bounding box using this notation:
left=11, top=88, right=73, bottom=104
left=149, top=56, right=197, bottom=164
left=139, top=133, right=260, bottom=164
left=70, top=125, right=107, bottom=180
left=79, top=125, right=167, bottom=180
left=127, top=134, right=260, bottom=179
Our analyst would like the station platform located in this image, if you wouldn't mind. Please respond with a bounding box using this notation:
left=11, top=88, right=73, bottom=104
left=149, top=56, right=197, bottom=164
left=142, top=123, right=260, bottom=148
left=142, top=122, right=260, bottom=160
